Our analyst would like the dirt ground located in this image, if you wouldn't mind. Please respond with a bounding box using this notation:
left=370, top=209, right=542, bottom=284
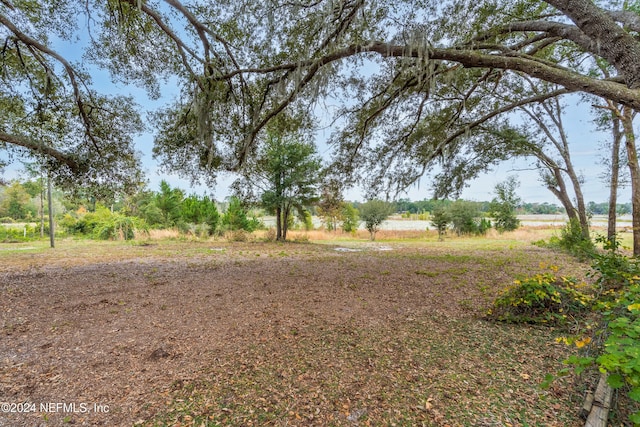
left=0, top=240, right=588, bottom=426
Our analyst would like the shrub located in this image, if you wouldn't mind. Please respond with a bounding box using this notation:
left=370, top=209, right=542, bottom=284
left=226, top=229, right=249, bottom=242
left=262, top=228, right=277, bottom=242
left=94, top=214, right=147, bottom=240
left=558, top=218, right=594, bottom=259
left=359, top=199, right=394, bottom=240
left=0, top=217, right=15, bottom=224
left=341, top=203, right=359, bottom=233
left=477, top=217, right=492, bottom=236
left=589, top=235, right=640, bottom=292
left=487, top=268, right=593, bottom=325
left=430, top=207, right=450, bottom=241
left=448, top=200, right=489, bottom=236
left=60, top=207, right=146, bottom=240
left=534, top=219, right=595, bottom=260
left=0, top=224, right=40, bottom=242
left=533, top=243, right=640, bottom=423
left=222, top=197, right=261, bottom=232
left=293, top=233, right=310, bottom=243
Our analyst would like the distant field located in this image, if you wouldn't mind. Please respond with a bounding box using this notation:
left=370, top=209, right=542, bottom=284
left=261, top=213, right=632, bottom=230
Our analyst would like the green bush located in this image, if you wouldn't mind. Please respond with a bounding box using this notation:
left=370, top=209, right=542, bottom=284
left=94, top=214, right=146, bottom=240
left=430, top=207, right=450, bottom=240
left=222, top=197, right=260, bottom=232
left=589, top=235, right=640, bottom=292
left=533, top=219, right=595, bottom=260
left=59, top=207, right=146, bottom=240
left=0, top=224, right=40, bottom=242
left=558, top=219, right=594, bottom=258
left=449, top=200, right=490, bottom=236
left=341, top=203, right=359, bottom=233
left=533, top=241, right=640, bottom=424
left=487, top=268, right=593, bottom=325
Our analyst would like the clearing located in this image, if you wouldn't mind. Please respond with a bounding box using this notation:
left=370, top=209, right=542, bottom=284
left=0, top=238, right=590, bottom=426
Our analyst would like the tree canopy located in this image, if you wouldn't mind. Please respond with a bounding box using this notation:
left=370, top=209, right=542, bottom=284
left=76, top=0, right=640, bottom=196
left=3, top=0, right=640, bottom=202
left=0, top=1, right=144, bottom=197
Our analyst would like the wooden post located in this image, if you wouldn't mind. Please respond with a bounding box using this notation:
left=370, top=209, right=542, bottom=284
left=585, top=373, right=613, bottom=427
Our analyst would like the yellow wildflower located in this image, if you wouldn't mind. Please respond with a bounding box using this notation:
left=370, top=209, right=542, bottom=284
left=575, top=337, right=592, bottom=348
left=628, top=303, right=640, bottom=312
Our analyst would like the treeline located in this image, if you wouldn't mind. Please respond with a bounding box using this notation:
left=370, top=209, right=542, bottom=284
left=0, top=178, right=632, bottom=242
left=394, top=198, right=567, bottom=215
left=59, top=182, right=265, bottom=240
left=0, top=180, right=264, bottom=241
left=393, top=198, right=632, bottom=216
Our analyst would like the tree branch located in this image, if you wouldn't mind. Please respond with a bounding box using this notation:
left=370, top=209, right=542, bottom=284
left=216, top=41, right=640, bottom=108
left=434, top=87, right=572, bottom=159
left=0, top=12, right=102, bottom=153
left=0, top=131, right=80, bottom=171
left=545, top=0, right=640, bottom=88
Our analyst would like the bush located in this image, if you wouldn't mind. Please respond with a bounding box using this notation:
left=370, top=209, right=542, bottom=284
left=0, top=224, right=40, bottom=242
left=262, top=228, right=277, bottom=242
left=226, top=229, right=249, bottom=242
left=449, top=201, right=490, bottom=236
left=558, top=218, right=594, bottom=258
left=562, top=247, right=640, bottom=424
left=222, top=197, right=261, bottom=232
left=487, top=268, right=593, bottom=325
left=94, top=214, right=147, bottom=240
left=534, top=219, right=595, bottom=260
left=0, top=217, right=15, bottom=224
left=589, top=235, right=640, bottom=292
left=359, top=199, right=394, bottom=240
left=498, top=243, right=640, bottom=423
left=430, top=208, right=450, bottom=241
left=186, top=223, right=211, bottom=238
left=60, top=207, right=146, bottom=240
left=341, top=203, right=359, bottom=233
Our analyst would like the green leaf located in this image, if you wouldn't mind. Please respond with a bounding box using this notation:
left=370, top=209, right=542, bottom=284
left=629, top=387, right=640, bottom=403
left=540, top=373, right=555, bottom=390
left=607, top=373, right=625, bottom=389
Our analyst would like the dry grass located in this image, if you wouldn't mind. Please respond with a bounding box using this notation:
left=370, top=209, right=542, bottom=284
left=145, top=229, right=182, bottom=240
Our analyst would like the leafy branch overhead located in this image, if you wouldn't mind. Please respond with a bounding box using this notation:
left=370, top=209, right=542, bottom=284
left=0, top=2, right=144, bottom=196
left=3, top=0, right=640, bottom=198
left=88, top=0, right=639, bottom=195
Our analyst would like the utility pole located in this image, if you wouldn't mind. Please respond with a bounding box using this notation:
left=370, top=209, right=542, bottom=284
left=47, top=174, right=54, bottom=248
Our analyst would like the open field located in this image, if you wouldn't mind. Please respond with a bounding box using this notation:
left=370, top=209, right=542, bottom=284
left=0, top=230, right=605, bottom=426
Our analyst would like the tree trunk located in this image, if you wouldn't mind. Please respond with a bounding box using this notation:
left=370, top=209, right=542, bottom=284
left=545, top=0, right=640, bottom=90
left=565, top=163, right=590, bottom=239
left=276, top=206, right=282, bottom=240
left=622, top=106, right=640, bottom=256
left=546, top=167, right=580, bottom=225
left=282, top=205, right=290, bottom=241
left=608, top=114, right=622, bottom=241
